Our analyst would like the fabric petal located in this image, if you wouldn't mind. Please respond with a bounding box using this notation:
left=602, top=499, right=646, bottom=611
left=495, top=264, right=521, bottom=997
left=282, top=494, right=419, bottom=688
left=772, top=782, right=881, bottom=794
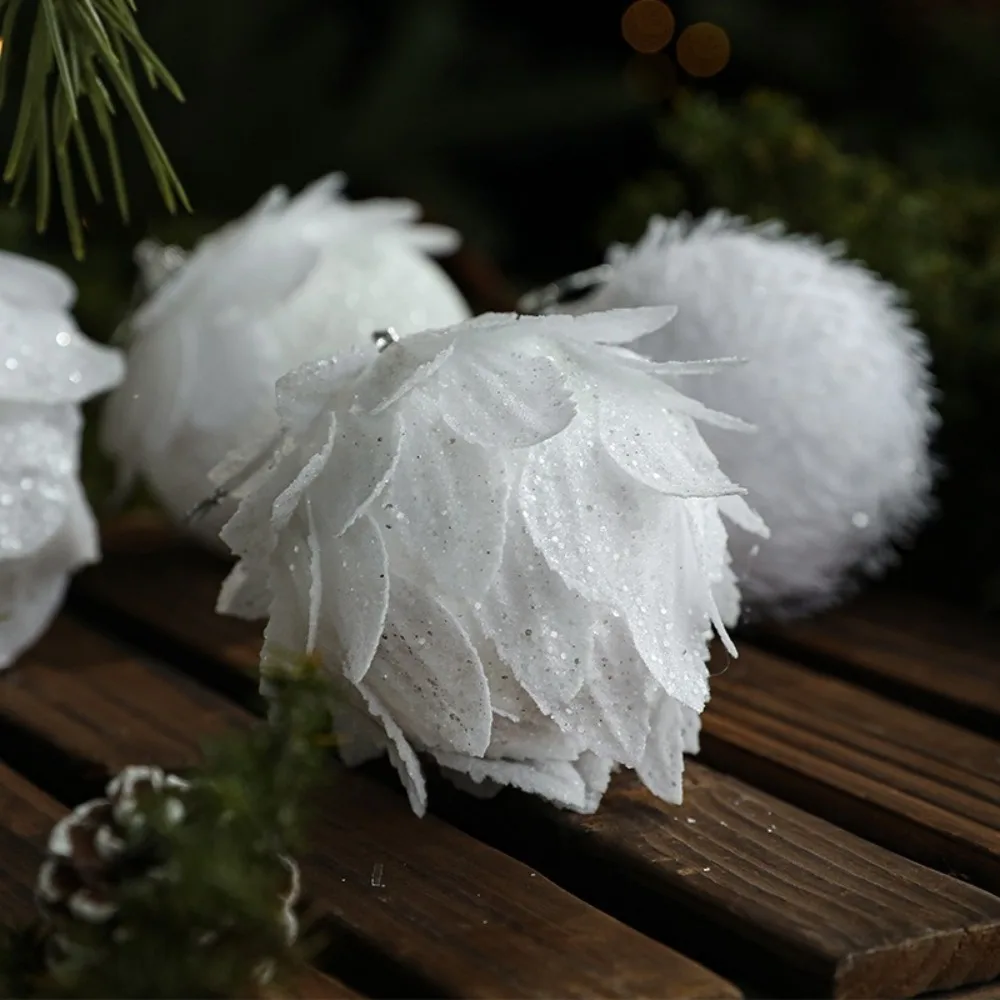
left=433, top=753, right=589, bottom=812
left=0, top=250, right=76, bottom=309
left=0, top=403, right=79, bottom=560
left=274, top=352, right=370, bottom=436
left=261, top=515, right=318, bottom=659
left=355, top=684, right=428, bottom=817
left=635, top=694, right=687, bottom=805
left=364, top=575, right=491, bottom=756
left=350, top=331, right=456, bottom=415
left=475, top=509, right=590, bottom=714
left=311, top=510, right=389, bottom=684
left=521, top=416, right=711, bottom=712
left=519, top=306, right=678, bottom=344
left=272, top=412, right=339, bottom=532
left=382, top=394, right=506, bottom=601
left=437, top=346, right=576, bottom=449
left=597, top=375, right=747, bottom=498
left=0, top=305, right=124, bottom=406
left=315, top=409, right=402, bottom=537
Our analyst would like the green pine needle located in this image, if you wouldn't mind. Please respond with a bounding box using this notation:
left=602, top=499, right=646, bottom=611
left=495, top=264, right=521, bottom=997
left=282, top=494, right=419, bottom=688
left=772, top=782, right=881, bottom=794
left=0, top=0, right=188, bottom=258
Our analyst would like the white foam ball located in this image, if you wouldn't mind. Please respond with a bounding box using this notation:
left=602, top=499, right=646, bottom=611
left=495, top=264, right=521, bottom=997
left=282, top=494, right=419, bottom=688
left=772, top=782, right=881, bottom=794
left=100, top=174, right=471, bottom=550
left=554, top=212, right=937, bottom=617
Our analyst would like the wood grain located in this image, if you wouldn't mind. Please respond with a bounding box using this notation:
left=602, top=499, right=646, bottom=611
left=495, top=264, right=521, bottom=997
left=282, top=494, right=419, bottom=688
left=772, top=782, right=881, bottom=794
left=76, top=533, right=1000, bottom=998
left=754, top=591, right=1000, bottom=730
left=702, top=644, right=1000, bottom=894
left=0, top=764, right=64, bottom=924
left=3, top=607, right=739, bottom=998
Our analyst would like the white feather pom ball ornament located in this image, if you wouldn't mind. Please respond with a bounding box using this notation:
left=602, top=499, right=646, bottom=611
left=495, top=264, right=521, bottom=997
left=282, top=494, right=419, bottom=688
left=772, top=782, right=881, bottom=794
left=216, top=308, right=767, bottom=815
left=541, top=212, right=937, bottom=617
left=100, top=173, right=471, bottom=550
left=0, top=252, right=124, bottom=668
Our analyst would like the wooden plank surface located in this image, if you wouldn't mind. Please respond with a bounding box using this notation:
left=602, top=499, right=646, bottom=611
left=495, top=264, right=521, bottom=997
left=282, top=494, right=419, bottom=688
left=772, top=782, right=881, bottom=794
left=545, top=767, right=1000, bottom=999
left=702, top=644, right=1000, bottom=893
left=1, top=606, right=738, bottom=999
left=74, top=531, right=1000, bottom=998
left=755, top=592, right=1000, bottom=731
left=0, top=764, right=63, bottom=924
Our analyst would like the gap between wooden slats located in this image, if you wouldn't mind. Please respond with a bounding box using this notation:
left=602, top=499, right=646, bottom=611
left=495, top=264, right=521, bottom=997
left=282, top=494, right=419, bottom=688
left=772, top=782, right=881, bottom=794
left=0, top=613, right=737, bottom=1000
left=745, top=591, right=1000, bottom=735
left=700, top=644, right=1000, bottom=892
left=64, top=525, right=1000, bottom=999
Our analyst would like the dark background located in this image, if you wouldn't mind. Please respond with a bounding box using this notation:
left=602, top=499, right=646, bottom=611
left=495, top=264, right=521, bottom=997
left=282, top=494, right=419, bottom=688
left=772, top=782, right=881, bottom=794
left=5, top=0, right=1000, bottom=610
left=8, top=0, right=1000, bottom=287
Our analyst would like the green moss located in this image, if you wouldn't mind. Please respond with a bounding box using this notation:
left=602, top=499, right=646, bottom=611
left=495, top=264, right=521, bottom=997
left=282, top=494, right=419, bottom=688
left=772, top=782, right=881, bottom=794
left=0, top=659, right=335, bottom=999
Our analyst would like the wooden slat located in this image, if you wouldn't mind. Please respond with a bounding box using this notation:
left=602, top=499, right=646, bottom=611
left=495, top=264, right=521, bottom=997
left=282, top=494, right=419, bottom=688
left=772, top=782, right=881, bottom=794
left=0, top=616, right=245, bottom=774
left=1, top=611, right=738, bottom=999
left=545, top=766, right=1000, bottom=999
left=932, top=986, right=1000, bottom=1000
left=701, top=644, right=1000, bottom=893
left=74, top=532, right=1000, bottom=998
left=0, top=764, right=63, bottom=924
left=755, top=591, right=1000, bottom=730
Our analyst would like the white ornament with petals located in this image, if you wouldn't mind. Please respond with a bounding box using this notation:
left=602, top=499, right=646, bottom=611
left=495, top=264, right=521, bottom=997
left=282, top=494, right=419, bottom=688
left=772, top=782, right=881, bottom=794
left=552, top=213, right=937, bottom=617
left=218, top=308, right=766, bottom=815
left=0, top=252, right=124, bottom=669
left=100, top=175, right=471, bottom=549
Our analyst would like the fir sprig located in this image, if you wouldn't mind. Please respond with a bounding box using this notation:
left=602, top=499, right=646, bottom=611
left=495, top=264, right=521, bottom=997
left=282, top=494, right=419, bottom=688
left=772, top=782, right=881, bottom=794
left=0, top=0, right=188, bottom=258
left=0, top=656, right=336, bottom=1000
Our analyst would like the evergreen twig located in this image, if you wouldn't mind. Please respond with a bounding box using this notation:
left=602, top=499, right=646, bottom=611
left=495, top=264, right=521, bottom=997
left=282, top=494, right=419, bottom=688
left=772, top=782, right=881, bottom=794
left=0, top=0, right=188, bottom=258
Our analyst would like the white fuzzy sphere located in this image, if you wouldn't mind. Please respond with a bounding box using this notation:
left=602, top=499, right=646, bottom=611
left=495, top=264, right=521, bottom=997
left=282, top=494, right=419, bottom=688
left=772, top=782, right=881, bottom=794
left=217, top=308, right=766, bottom=815
left=100, top=174, right=471, bottom=550
left=0, top=252, right=124, bottom=668
left=555, top=213, right=937, bottom=617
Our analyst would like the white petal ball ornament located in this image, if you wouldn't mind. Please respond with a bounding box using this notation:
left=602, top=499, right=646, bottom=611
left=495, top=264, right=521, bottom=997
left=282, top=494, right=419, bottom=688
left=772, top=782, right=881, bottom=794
left=217, top=308, right=767, bottom=815
left=0, top=252, right=124, bottom=668
left=541, top=212, right=937, bottom=617
left=100, top=174, right=471, bottom=549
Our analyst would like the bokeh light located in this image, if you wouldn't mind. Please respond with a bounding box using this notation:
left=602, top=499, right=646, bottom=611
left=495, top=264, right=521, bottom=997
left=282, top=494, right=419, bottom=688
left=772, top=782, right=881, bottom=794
left=676, top=22, right=731, bottom=77
left=621, top=0, right=676, bottom=55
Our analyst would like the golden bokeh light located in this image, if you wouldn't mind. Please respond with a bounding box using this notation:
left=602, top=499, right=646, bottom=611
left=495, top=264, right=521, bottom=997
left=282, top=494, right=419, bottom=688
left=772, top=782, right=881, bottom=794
left=621, top=0, right=676, bottom=55
left=676, top=22, right=731, bottom=77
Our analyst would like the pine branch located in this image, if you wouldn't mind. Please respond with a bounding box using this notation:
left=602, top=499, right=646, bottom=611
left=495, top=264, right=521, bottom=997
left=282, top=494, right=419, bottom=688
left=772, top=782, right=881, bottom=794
left=0, top=0, right=188, bottom=258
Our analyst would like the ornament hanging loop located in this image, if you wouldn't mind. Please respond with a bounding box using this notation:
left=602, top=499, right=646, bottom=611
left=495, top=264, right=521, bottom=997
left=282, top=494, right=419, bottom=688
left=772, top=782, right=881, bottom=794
left=518, top=264, right=614, bottom=314
left=373, top=328, right=399, bottom=352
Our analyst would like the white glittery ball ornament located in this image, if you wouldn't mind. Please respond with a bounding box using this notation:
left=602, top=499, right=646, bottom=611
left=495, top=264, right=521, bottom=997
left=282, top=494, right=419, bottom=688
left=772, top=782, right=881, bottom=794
left=100, top=173, right=471, bottom=550
left=216, top=307, right=767, bottom=815
left=0, top=252, right=124, bottom=668
left=542, top=212, right=937, bottom=618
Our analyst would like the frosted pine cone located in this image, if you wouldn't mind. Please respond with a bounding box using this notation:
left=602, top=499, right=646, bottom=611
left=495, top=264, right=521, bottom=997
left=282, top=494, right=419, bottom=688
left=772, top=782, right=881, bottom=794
left=0, top=252, right=124, bottom=668
left=101, top=174, right=471, bottom=549
left=218, top=308, right=767, bottom=815
left=548, top=212, right=937, bottom=617
left=36, top=766, right=299, bottom=982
